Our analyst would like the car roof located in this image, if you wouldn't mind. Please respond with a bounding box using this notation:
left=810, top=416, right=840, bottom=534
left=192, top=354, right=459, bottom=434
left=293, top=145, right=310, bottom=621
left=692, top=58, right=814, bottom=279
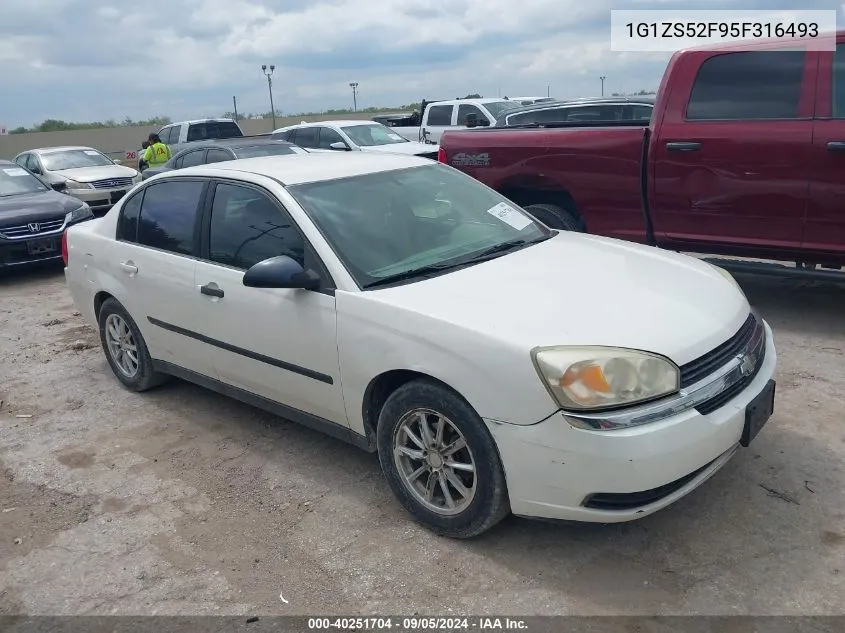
left=500, top=97, right=655, bottom=118
left=175, top=137, right=295, bottom=151
left=680, top=29, right=839, bottom=53
left=173, top=152, right=430, bottom=186
left=26, top=146, right=99, bottom=154
left=166, top=118, right=238, bottom=126
left=276, top=120, right=381, bottom=130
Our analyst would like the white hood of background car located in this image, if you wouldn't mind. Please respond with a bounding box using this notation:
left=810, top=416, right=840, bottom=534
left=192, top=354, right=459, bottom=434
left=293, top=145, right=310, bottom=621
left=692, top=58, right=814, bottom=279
left=53, top=165, right=138, bottom=182
left=361, top=142, right=437, bottom=156
left=366, top=233, right=751, bottom=367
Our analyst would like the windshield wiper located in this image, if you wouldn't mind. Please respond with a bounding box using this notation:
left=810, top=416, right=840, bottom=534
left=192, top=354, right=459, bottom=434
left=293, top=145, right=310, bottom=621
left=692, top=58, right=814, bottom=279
left=458, top=234, right=554, bottom=264
left=363, top=262, right=466, bottom=288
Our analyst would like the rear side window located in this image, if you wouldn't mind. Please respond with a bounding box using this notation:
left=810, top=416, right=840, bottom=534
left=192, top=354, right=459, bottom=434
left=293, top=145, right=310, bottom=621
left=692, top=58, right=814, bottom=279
left=272, top=130, right=294, bottom=142
left=180, top=150, right=205, bottom=168
left=831, top=43, right=845, bottom=118
left=686, top=50, right=805, bottom=120
left=206, top=149, right=234, bottom=163
left=137, top=180, right=205, bottom=255
left=426, top=105, right=453, bottom=126
left=117, top=191, right=144, bottom=242
left=293, top=127, right=319, bottom=148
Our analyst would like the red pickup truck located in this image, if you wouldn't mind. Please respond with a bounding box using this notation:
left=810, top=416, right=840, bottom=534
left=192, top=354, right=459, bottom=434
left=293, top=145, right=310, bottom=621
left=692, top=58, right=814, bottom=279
left=439, top=33, right=845, bottom=277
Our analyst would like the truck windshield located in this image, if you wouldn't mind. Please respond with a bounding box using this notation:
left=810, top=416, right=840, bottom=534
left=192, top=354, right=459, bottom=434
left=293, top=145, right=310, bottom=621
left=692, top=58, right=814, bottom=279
left=483, top=101, right=522, bottom=118
left=0, top=165, right=48, bottom=196
left=41, top=149, right=113, bottom=170
left=288, top=163, right=552, bottom=288
left=341, top=124, right=409, bottom=147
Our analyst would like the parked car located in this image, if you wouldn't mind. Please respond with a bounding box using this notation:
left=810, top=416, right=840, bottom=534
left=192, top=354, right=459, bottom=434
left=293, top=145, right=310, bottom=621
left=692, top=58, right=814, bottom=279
left=438, top=32, right=845, bottom=273
left=271, top=121, right=438, bottom=158
left=141, top=138, right=307, bottom=180
left=494, top=97, right=654, bottom=127
left=64, top=153, right=776, bottom=537
left=153, top=118, right=245, bottom=156
left=0, top=160, right=93, bottom=269
left=14, top=146, right=141, bottom=214
left=386, top=98, right=521, bottom=143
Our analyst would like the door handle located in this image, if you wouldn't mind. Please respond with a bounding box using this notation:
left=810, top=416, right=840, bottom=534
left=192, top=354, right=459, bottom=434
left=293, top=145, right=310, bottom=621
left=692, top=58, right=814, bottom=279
left=119, top=261, right=138, bottom=274
left=826, top=141, right=845, bottom=152
left=200, top=284, right=224, bottom=298
left=666, top=141, right=702, bottom=152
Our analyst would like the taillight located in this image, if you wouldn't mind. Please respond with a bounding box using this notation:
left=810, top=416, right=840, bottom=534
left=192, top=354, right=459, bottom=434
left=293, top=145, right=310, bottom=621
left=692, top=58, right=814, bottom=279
left=61, top=230, right=69, bottom=266
left=437, top=147, right=447, bottom=163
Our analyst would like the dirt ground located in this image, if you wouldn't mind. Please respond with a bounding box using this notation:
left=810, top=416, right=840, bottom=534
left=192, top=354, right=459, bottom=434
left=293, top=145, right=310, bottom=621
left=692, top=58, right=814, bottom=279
left=0, top=265, right=843, bottom=617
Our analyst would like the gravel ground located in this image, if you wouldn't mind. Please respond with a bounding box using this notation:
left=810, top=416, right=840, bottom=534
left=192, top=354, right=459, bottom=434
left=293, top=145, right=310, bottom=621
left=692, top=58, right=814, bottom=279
left=0, top=265, right=843, bottom=617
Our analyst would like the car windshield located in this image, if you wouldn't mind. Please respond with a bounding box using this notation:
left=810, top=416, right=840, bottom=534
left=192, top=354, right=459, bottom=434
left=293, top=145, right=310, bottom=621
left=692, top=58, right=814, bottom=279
left=483, top=101, right=522, bottom=118
left=40, top=149, right=113, bottom=171
left=341, top=124, right=409, bottom=147
left=288, top=163, right=552, bottom=288
left=0, top=165, right=48, bottom=197
left=233, top=144, right=308, bottom=158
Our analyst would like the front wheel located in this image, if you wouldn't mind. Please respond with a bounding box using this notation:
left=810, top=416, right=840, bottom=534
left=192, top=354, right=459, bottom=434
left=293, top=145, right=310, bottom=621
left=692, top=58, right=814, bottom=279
left=377, top=379, right=510, bottom=538
left=523, top=203, right=583, bottom=231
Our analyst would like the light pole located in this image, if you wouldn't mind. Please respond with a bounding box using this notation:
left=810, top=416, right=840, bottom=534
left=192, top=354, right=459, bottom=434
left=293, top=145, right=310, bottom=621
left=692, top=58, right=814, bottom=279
left=262, top=64, right=276, bottom=129
left=349, top=82, right=358, bottom=112
left=600, top=75, right=606, bottom=97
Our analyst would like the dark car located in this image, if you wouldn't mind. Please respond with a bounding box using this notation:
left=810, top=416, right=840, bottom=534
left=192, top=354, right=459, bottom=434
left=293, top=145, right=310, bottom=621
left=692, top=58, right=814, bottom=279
left=493, top=97, right=654, bottom=127
left=0, top=160, right=94, bottom=269
left=142, top=137, right=308, bottom=180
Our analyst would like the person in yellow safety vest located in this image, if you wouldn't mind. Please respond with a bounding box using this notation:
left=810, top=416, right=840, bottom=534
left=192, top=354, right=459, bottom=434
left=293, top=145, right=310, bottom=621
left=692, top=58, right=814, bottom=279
left=142, top=133, right=171, bottom=168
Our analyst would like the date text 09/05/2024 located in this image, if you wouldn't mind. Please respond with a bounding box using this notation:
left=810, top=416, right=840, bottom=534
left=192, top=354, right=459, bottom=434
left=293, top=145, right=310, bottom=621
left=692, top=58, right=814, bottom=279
left=307, top=617, right=528, bottom=631
left=625, top=21, right=819, bottom=39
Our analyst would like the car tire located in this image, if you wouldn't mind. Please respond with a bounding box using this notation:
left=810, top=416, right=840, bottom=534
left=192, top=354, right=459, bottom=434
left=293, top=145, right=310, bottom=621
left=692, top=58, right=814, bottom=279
left=97, top=297, right=167, bottom=392
left=523, top=202, right=584, bottom=231
left=377, top=378, right=510, bottom=538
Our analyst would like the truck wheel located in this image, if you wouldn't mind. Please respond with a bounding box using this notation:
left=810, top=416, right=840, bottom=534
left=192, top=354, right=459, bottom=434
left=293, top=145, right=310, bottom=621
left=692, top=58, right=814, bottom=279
left=97, top=298, right=168, bottom=392
left=376, top=379, right=510, bottom=538
left=523, top=203, right=583, bottom=232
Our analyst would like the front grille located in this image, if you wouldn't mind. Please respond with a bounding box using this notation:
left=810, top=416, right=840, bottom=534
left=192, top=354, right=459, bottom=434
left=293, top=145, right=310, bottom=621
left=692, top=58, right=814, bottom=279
left=583, top=458, right=717, bottom=510
left=90, top=177, right=133, bottom=189
left=0, top=216, right=66, bottom=239
left=679, top=313, right=757, bottom=388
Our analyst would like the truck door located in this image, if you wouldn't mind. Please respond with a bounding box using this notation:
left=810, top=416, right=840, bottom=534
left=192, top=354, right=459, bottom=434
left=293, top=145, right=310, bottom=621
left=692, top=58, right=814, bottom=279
left=806, top=40, right=845, bottom=256
left=651, top=48, right=814, bottom=250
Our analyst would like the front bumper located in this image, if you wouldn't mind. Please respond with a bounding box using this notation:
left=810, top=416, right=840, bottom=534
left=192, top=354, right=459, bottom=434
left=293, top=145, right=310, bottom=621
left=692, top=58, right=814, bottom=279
left=486, top=320, right=777, bottom=522
left=0, top=217, right=93, bottom=269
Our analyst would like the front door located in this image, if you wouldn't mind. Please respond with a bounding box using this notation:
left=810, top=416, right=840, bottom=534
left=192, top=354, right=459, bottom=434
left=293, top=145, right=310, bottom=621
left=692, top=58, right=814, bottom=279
left=192, top=180, right=348, bottom=426
left=651, top=48, right=814, bottom=250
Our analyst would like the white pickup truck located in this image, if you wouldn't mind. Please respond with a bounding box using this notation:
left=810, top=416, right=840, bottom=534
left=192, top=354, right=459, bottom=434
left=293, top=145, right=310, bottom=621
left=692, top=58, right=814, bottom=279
left=383, top=99, right=520, bottom=144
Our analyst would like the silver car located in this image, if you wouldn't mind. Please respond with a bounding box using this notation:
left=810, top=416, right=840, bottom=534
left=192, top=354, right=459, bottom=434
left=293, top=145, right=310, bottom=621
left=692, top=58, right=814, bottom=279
left=14, top=146, right=142, bottom=214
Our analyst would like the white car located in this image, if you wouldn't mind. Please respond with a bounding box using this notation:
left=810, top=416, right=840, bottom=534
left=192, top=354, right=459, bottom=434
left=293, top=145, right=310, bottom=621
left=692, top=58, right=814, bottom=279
left=63, top=153, right=777, bottom=538
left=271, top=120, right=439, bottom=159
left=14, top=146, right=142, bottom=214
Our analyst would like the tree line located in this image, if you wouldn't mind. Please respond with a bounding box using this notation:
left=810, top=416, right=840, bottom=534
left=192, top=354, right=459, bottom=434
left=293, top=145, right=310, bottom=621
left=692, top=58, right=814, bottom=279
left=9, top=116, right=173, bottom=134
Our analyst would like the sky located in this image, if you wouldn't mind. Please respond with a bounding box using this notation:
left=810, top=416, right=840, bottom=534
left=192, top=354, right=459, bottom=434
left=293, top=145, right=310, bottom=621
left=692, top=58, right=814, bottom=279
left=0, top=0, right=841, bottom=128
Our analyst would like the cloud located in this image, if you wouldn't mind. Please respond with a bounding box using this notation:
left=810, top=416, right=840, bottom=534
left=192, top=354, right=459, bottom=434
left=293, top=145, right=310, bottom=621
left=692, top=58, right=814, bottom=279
left=0, top=0, right=837, bottom=127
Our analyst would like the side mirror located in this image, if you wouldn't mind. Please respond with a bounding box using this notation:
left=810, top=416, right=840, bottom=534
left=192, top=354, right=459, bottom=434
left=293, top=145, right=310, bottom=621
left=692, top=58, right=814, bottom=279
left=329, top=142, right=350, bottom=151
left=465, top=113, right=478, bottom=128
left=50, top=181, right=66, bottom=192
left=477, top=118, right=490, bottom=127
left=112, top=158, right=122, bottom=165
left=243, top=255, right=320, bottom=290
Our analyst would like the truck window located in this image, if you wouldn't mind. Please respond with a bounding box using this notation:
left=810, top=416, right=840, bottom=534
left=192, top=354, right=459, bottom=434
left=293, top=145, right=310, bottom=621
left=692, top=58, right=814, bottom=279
left=686, top=50, right=805, bottom=120
left=832, top=44, right=845, bottom=118
left=187, top=121, right=242, bottom=142
left=427, top=105, right=453, bottom=126
left=457, top=104, right=487, bottom=126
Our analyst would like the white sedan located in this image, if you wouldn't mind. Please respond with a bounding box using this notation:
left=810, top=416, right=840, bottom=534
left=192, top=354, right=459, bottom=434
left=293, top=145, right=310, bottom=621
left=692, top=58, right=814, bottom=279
left=63, top=153, right=777, bottom=537
left=271, top=120, right=439, bottom=159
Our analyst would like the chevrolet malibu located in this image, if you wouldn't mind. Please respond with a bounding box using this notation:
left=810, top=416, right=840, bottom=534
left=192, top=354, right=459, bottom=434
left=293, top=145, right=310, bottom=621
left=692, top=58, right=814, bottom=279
left=63, top=153, right=777, bottom=537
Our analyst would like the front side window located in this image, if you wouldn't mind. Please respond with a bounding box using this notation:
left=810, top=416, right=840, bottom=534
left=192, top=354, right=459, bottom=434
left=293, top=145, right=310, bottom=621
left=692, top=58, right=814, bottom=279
left=208, top=182, right=305, bottom=269
left=0, top=164, right=49, bottom=196
left=687, top=49, right=805, bottom=120
left=288, top=163, right=551, bottom=288
left=316, top=127, right=347, bottom=149
left=137, top=180, right=205, bottom=255
left=40, top=149, right=113, bottom=170
left=457, top=104, right=488, bottom=126
left=340, top=124, right=407, bottom=147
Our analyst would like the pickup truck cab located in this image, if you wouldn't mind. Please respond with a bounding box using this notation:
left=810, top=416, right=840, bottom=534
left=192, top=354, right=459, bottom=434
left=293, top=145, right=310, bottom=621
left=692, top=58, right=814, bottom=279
left=154, top=118, right=244, bottom=156
left=389, top=99, right=519, bottom=144
left=439, top=32, right=845, bottom=272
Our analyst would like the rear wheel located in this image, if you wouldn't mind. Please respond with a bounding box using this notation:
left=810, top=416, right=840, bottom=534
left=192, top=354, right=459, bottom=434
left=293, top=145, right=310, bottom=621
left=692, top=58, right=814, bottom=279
left=377, top=379, right=510, bottom=538
left=523, top=202, right=583, bottom=231
left=97, top=298, right=167, bottom=392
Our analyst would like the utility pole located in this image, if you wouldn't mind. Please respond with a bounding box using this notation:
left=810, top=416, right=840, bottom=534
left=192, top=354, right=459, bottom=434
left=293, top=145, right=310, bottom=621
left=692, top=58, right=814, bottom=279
left=600, top=75, right=606, bottom=97
left=262, top=64, right=276, bottom=129
left=349, top=82, right=359, bottom=112
left=547, top=85, right=550, bottom=98
left=232, top=96, right=238, bottom=121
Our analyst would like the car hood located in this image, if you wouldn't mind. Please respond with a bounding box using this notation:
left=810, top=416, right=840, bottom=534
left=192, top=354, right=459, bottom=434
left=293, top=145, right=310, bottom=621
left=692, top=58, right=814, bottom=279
left=0, top=190, right=82, bottom=224
left=51, top=165, right=138, bottom=182
left=366, top=232, right=750, bottom=367
left=360, top=142, right=438, bottom=156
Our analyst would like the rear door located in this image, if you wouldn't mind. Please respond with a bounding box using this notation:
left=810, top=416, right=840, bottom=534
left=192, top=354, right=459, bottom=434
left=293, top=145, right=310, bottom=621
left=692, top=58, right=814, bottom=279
left=111, top=178, right=215, bottom=376
left=651, top=48, right=814, bottom=249
left=806, top=39, right=845, bottom=254
left=421, top=103, right=454, bottom=142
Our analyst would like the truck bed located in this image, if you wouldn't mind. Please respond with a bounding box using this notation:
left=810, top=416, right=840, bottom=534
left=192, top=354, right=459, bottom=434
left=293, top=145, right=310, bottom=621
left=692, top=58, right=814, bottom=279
left=440, top=125, right=650, bottom=243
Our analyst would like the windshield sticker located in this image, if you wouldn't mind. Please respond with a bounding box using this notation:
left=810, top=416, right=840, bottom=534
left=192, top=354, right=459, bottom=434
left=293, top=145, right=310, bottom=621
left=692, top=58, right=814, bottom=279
left=486, top=202, right=532, bottom=230
left=2, top=167, right=29, bottom=177
left=84, top=150, right=99, bottom=156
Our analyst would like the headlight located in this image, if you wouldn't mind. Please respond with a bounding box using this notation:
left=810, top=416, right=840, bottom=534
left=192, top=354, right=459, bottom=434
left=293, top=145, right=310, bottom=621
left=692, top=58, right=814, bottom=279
left=531, top=346, right=680, bottom=412
left=65, top=203, right=93, bottom=224
left=64, top=179, right=92, bottom=190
